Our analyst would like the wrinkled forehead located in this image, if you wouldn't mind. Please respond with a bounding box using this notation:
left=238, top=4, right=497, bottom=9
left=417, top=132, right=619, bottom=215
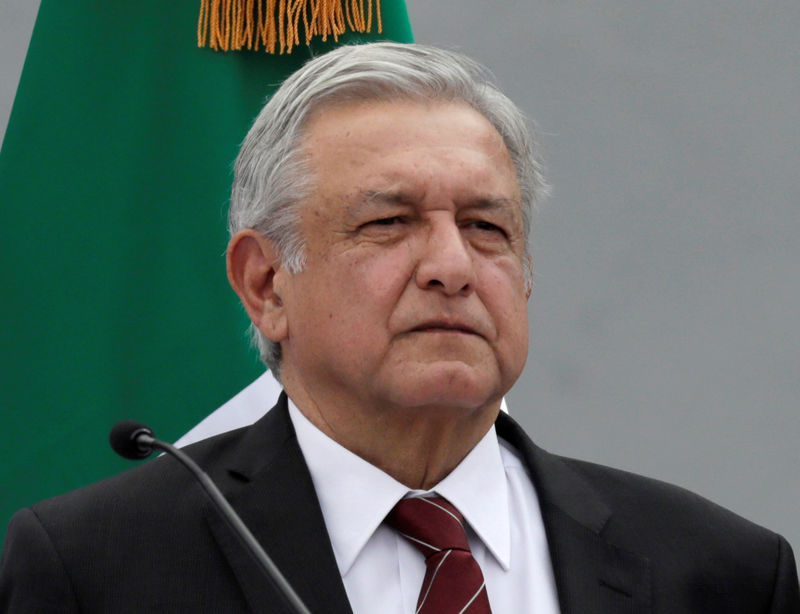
left=300, top=98, right=515, bottom=173
left=300, top=100, right=520, bottom=205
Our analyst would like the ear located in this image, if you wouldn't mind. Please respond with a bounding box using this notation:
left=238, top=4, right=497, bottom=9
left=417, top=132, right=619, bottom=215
left=524, top=253, right=534, bottom=299
left=226, top=229, right=289, bottom=343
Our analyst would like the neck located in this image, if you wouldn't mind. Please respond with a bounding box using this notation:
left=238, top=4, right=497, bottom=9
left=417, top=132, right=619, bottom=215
left=344, top=407, right=499, bottom=490
left=282, top=374, right=500, bottom=489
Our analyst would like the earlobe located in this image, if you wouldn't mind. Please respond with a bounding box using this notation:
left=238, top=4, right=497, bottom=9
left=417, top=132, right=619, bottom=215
left=226, top=230, right=289, bottom=343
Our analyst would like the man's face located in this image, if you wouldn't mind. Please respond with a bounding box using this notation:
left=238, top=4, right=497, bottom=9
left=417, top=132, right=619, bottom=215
left=276, top=100, right=529, bottom=419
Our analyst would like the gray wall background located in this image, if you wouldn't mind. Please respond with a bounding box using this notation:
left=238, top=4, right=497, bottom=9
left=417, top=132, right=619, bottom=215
left=2, top=2, right=798, bottom=550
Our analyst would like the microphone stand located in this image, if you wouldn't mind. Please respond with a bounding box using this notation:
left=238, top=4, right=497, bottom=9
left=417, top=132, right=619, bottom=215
left=115, top=425, right=313, bottom=614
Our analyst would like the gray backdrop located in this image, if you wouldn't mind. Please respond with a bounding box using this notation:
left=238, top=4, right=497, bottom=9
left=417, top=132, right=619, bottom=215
left=2, top=1, right=798, bottom=550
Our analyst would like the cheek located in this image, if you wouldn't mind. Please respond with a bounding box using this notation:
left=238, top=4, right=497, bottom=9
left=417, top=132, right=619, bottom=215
left=349, top=246, right=415, bottom=302
left=480, top=260, right=530, bottom=340
left=482, top=255, right=528, bottom=302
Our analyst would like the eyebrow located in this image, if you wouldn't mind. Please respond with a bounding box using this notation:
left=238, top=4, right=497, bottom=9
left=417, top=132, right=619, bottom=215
left=466, top=196, right=519, bottom=212
left=359, top=190, right=518, bottom=211
left=342, top=190, right=419, bottom=221
left=359, top=190, right=419, bottom=207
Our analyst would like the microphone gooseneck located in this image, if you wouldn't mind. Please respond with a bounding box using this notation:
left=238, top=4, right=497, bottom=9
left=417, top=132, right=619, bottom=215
left=109, top=421, right=312, bottom=614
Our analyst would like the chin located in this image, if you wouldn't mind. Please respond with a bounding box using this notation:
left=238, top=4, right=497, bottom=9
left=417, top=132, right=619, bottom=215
left=384, top=361, right=505, bottom=411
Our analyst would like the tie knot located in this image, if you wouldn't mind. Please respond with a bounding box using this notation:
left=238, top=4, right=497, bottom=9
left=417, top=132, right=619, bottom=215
left=387, top=496, right=470, bottom=558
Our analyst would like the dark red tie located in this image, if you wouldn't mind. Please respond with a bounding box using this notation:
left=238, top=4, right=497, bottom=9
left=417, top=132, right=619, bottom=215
left=387, top=496, right=492, bottom=613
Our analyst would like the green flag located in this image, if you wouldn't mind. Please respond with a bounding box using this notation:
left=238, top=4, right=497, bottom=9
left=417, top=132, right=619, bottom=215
left=0, top=0, right=412, bottom=540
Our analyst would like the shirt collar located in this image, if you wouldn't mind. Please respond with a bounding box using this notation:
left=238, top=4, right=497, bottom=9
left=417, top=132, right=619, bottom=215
left=432, top=423, right=510, bottom=570
left=288, top=400, right=409, bottom=575
left=288, top=399, right=511, bottom=574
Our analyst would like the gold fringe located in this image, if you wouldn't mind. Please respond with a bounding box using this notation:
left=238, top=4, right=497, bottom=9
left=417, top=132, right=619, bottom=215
left=198, top=0, right=383, bottom=54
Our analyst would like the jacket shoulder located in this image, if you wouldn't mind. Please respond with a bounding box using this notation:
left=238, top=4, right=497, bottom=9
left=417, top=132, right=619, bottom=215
left=0, top=422, right=274, bottom=613
left=558, top=455, right=799, bottom=608
left=559, top=455, right=778, bottom=546
left=31, top=424, right=250, bottom=523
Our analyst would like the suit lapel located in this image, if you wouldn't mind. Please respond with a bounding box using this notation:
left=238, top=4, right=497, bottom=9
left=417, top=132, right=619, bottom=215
left=199, top=395, right=651, bottom=614
left=205, top=394, right=353, bottom=614
left=497, top=413, right=652, bottom=614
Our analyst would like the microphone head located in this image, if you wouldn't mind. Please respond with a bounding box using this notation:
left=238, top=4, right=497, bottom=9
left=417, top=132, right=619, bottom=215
left=109, top=421, right=155, bottom=460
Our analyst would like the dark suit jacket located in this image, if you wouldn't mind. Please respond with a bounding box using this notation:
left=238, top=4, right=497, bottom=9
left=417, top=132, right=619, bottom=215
left=2, top=393, right=798, bottom=613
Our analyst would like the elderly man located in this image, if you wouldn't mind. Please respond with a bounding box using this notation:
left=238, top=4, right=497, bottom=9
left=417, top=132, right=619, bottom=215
left=1, top=43, right=798, bottom=613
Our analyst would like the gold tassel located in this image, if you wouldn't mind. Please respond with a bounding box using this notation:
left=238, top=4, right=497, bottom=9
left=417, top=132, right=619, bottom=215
left=198, top=0, right=383, bottom=54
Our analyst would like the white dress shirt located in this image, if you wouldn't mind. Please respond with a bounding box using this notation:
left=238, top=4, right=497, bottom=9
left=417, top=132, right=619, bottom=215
left=288, top=400, right=561, bottom=614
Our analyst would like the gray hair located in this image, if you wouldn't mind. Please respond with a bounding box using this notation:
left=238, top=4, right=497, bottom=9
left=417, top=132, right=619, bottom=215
left=229, top=42, right=549, bottom=380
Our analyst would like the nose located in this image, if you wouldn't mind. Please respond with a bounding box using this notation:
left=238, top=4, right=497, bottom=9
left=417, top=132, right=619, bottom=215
left=414, top=218, right=477, bottom=295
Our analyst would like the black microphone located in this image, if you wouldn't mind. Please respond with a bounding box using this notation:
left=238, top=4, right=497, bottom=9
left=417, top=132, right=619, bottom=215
left=109, top=421, right=156, bottom=459
left=109, top=421, right=312, bottom=614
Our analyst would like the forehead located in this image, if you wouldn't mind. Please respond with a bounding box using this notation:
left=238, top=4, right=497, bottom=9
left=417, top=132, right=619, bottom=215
left=300, top=100, right=521, bottom=213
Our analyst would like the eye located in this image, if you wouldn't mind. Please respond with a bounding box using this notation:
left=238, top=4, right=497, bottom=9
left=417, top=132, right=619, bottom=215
left=470, top=220, right=508, bottom=237
left=356, top=215, right=409, bottom=237
left=370, top=216, right=404, bottom=226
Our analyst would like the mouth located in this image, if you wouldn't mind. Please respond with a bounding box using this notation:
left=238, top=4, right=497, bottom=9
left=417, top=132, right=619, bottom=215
left=410, top=321, right=482, bottom=337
